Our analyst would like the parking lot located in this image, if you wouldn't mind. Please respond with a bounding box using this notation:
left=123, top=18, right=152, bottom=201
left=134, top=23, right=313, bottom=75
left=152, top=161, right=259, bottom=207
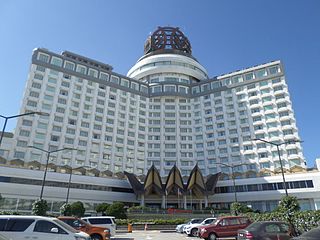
left=114, top=231, right=195, bottom=240
left=114, top=231, right=236, bottom=240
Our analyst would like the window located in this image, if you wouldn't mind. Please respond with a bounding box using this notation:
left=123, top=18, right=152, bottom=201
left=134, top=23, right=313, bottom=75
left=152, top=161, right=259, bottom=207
left=22, top=120, right=33, bottom=126
left=27, top=100, right=37, bottom=107
left=2, top=218, right=35, bottom=231
left=110, top=76, right=119, bottom=84
left=88, top=68, right=98, bottom=78
left=245, top=72, right=254, bottom=81
left=76, top=65, right=87, bottom=74
left=269, top=65, right=280, bottom=75
left=51, top=57, right=63, bottom=67
left=19, top=130, right=30, bottom=137
left=38, top=53, right=49, bottom=62
left=64, top=61, right=75, bottom=70
left=256, top=69, right=267, bottom=78
left=14, top=151, right=25, bottom=159
left=34, top=220, right=67, bottom=234
left=164, top=85, right=176, bottom=92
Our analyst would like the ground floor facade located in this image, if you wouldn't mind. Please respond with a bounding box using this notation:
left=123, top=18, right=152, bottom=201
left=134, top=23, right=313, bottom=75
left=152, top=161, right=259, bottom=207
left=0, top=165, right=319, bottom=214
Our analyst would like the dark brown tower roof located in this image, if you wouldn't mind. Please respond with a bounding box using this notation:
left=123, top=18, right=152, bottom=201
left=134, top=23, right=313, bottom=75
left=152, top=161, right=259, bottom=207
left=143, top=26, right=192, bottom=57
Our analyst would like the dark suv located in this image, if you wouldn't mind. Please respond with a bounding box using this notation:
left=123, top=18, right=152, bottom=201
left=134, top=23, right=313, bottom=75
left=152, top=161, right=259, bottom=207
left=198, top=216, right=251, bottom=240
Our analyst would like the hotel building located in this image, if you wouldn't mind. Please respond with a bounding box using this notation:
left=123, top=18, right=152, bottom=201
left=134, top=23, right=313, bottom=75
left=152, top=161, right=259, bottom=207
left=0, top=26, right=315, bottom=213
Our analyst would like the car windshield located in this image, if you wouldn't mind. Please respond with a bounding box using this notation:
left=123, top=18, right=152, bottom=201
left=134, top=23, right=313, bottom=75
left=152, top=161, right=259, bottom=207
left=246, top=222, right=262, bottom=231
left=53, top=219, right=78, bottom=233
left=193, top=219, right=203, bottom=224
left=78, top=219, right=89, bottom=226
left=212, top=219, right=221, bottom=226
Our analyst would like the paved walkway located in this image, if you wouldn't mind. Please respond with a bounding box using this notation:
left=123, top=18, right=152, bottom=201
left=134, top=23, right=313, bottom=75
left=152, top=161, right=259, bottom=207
left=114, top=231, right=193, bottom=240
left=114, top=231, right=236, bottom=240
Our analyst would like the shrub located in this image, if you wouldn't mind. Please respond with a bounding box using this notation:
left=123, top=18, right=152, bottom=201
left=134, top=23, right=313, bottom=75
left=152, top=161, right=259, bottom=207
left=115, top=218, right=187, bottom=225
left=95, top=203, right=110, bottom=214
left=127, top=206, right=152, bottom=212
left=60, top=203, right=72, bottom=216
left=32, top=199, right=49, bottom=216
left=106, top=202, right=127, bottom=219
left=70, top=201, right=85, bottom=218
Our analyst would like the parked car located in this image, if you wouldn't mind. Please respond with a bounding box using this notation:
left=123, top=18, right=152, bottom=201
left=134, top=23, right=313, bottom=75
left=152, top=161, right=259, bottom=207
left=185, top=217, right=216, bottom=237
left=292, top=226, right=320, bottom=240
left=198, top=216, right=251, bottom=240
left=238, top=221, right=293, bottom=240
left=0, top=233, right=9, bottom=240
left=182, top=218, right=204, bottom=233
left=176, top=218, right=198, bottom=233
left=58, top=216, right=110, bottom=240
left=0, top=215, right=90, bottom=240
left=82, top=216, right=116, bottom=237
left=176, top=218, right=203, bottom=233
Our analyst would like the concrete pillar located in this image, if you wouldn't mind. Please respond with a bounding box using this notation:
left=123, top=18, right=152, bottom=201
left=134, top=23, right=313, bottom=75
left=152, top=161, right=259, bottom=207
left=199, top=200, right=202, bottom=210
left=183, top=195, right=187, bottom=209
left=204, top=196, right=208, bottom=208
left=140, top=194, right=145, bottom=207
left=161, top=195, right=166, bottom=209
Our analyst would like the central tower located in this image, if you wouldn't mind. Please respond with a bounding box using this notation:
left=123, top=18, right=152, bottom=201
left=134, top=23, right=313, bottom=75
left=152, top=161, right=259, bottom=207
left=127, top=26, right=208, bottom=82
left=128, top=26, right=208, bottom=176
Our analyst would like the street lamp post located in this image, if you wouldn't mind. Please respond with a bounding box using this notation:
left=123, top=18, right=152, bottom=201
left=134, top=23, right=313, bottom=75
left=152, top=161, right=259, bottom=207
left=66, top=165, right=95, bottom=204
left=0, top=112, right=48, bottom=146
left=253, top=138, right=302, bottom=197
left=28, top=146, right=76, bottom=200
left=215, top=162, right=249, bottom=203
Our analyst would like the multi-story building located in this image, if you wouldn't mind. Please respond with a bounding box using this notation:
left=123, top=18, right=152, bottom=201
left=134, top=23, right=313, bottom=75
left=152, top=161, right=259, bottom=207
left=0, top=26, right=317, bottom=213
left=8, top=26, right=305, bottom=178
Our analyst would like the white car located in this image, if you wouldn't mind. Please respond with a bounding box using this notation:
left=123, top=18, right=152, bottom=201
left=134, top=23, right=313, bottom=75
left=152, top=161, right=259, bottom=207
left=184, top=217, right=216, bottom=237
left=0, top=215, right=90, bottom=240
left=176, top=218, right=203, bottom=233
left=82, top=216, right=116, bottom=237
left=182, top=218, right=204, bottom=233
left=0, top=233, right=9, bottom=240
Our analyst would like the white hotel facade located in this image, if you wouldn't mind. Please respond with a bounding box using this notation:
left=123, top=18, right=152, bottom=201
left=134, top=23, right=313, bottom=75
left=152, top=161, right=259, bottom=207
left=0, top=26, right=318, bottom=213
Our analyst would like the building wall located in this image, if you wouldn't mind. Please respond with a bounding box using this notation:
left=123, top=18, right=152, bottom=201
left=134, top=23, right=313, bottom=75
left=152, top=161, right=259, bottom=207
left=0, top=165, right=319, bottom=213
left=0, top=133, right=13, bottom=160
left=0, top=166, right=137, bottom=213
left=8, top=48, right=305, bottom=179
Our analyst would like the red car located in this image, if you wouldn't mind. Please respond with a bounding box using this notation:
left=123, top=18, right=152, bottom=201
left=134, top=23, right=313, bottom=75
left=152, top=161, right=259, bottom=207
left=198, top=216, right=251, bottom=240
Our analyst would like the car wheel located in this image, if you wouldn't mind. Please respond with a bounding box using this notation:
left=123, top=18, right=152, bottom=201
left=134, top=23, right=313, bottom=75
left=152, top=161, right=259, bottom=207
left=191, top=228, right=198, bottom=237
left=91, top=234, right=103, bottom=240
left=208, top=233, right=217, bottom=240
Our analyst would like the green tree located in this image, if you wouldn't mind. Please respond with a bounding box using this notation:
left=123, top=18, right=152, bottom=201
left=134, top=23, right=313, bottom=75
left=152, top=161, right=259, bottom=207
left=230, top=202, right=253, bottom=216
left=95, top=203, right=110, bottom=214
left=60, top=203, right=72, bottom=216
left=70, top=201, right=85, bottom=218
left=106, top=202, right=127, bottom=219
left=275, top=195, right=300, bottom=236
left=32, top=199, right=49, bottom=216
left=276, top=195, right=300, bottom=218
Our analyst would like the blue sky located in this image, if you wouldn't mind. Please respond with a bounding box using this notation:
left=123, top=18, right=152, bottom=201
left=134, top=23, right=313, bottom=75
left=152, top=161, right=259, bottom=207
left=0, top=0, right=319, bottom=166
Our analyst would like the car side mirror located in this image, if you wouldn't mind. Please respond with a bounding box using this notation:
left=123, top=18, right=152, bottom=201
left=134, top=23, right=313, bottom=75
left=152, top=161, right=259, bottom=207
left=50, top=227, right=59, bottom=233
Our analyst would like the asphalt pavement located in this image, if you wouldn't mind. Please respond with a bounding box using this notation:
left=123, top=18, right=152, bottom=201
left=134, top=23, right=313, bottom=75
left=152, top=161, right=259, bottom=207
left=114, top=231, right=236, bottom=240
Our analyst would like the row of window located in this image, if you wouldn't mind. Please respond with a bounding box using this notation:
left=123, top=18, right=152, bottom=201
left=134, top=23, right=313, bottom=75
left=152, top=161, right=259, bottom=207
left=37, top=52, right=281, bottom=98
left=0, top=176, right=133, bottom=193
left=215, top=180, right=313, bottom=194
left=37, top=52, right=149, bottom=94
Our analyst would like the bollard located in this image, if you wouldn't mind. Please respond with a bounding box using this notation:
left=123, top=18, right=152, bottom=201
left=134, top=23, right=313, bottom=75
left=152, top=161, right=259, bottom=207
left=128, top=223, right=132, bottom=233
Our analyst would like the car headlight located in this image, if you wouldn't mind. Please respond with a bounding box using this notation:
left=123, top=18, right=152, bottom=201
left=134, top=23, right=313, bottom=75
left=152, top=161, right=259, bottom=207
left=201, top=228, right=207, bottom=233
left=104, top=229, right=110, bottom=233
